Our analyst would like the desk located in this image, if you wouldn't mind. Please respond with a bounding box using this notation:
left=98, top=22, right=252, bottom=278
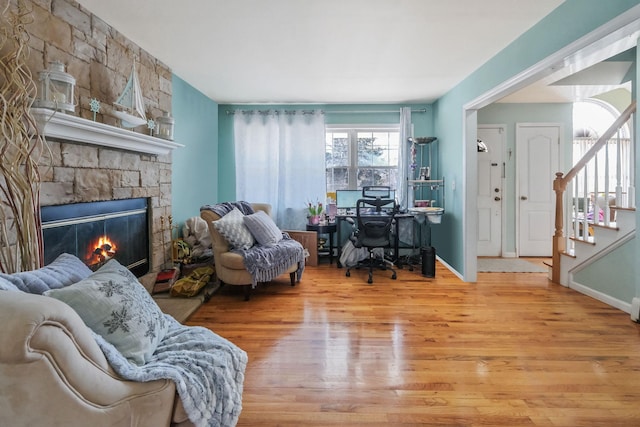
left=306, top=223, right=337, bottom=264
left=336, top=212, right=415, bottom=267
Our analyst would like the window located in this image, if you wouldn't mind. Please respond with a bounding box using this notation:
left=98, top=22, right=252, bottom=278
left=325, top=126, right=400, bottom=193
left=572, top=100, right=631, bottom=203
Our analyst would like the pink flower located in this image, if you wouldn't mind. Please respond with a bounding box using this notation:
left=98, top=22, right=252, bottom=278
left=306, top=200, right=323, bottom=216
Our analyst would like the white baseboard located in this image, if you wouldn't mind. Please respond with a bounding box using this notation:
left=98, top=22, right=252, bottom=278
left=631, top=298, right=640, bottom=322
left=570, top=280, right=632, bottom=314
left=436, top=255, right=464, bottom=281
left=502, top=252, right=517, bottom=258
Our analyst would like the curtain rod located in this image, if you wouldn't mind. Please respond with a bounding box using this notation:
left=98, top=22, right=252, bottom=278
left=225, top=108, right=427, bottom=115
left=329, top=109, right=427, bottom=114
left=225, top=109, right=320, bottom=115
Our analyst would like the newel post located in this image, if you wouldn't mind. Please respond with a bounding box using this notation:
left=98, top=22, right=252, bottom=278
left=552, top=172, right=566, bottom=284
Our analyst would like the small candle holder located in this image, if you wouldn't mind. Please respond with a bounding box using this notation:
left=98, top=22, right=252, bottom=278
left=33, top=61, right=76, bottom=113
left=155, top=112, right=175, bottom=140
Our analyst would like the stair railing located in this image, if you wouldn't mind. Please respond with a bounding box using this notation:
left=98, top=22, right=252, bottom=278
left=552, top=101, right=636, bottom=284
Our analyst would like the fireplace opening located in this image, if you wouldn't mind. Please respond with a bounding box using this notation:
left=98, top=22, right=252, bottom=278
left=41, top=198, right=149, bottom=277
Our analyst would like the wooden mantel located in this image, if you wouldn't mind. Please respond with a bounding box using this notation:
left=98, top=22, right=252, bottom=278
left=31, top=108, right=184, bottom=156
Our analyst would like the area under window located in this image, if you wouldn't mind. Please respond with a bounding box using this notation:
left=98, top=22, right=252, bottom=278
left=325, top=125, right=400, bottom=193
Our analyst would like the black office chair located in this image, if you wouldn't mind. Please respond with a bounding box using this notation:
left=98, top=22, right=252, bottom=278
left=345, top=197, right=397, bottom=284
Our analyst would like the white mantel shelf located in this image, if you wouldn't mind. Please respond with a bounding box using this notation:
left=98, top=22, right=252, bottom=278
left=31, top=108, right=184, bottom=156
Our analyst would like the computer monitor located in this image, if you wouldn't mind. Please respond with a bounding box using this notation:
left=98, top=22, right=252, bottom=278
left=336, top=190, right=361, bottom=209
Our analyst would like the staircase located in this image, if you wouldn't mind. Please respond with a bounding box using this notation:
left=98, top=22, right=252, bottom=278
left=551, top=102, right=636, bottom=309
left=559, top=208, right=635, bottom=305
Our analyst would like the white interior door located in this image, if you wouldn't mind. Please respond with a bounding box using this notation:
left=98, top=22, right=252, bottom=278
left=477, top=126, right=505, bottom=256
left=516, top=124, right=560, bottom=257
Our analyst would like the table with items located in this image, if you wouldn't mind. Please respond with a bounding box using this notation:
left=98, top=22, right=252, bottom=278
left=306, top=222, right=337, bottom=264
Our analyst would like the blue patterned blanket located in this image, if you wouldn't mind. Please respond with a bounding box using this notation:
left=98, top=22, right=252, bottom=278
left=93, top=316, right=247, bottom=427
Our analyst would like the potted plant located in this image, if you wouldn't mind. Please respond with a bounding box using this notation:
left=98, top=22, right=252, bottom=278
left=307, top=201, right=323, bottom=225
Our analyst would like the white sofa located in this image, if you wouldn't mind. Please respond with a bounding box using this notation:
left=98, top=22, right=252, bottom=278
left=0, top=254, right=246, bottom=427
left=0, top=290, right=189, bottom=426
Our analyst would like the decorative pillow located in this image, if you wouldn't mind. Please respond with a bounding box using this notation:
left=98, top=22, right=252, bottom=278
left=44, top=259, right=168, bottom=365
left=0, top=278, right=19, bottom=292
left=0, top=253, right=93, bottom=294
left=243, top=210, right=283, bottom=246
left=212, top=207, right=255, bottom=249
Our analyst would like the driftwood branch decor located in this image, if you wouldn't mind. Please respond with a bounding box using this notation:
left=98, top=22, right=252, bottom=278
left=0, top=1, right=48, bottom=273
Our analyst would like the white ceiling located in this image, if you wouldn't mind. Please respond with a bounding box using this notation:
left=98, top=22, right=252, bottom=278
left=74, top=0, right=566, bottom=104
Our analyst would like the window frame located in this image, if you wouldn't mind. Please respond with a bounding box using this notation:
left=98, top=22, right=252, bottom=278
left=325, top=124, right=400, bottom=191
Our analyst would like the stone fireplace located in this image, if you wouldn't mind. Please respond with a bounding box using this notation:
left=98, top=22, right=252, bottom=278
left=41, top=197, right=149, bottom=276
left=11, top=0, right=182, bottom=274
left=36, top=110, right=182, bottom=274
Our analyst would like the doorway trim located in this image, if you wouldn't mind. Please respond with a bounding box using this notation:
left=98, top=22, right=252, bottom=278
left=461, top=6, right=640, bottom=283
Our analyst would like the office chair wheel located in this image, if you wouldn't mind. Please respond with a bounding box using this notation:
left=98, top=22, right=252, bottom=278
left=346, top=270, right=351, bottom=277
left=391, top=272, right=397, bottom=280
left=367, top=274, right=373, bottom=284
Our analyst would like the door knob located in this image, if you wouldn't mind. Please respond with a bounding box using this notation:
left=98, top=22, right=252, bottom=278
left=494, top=188, right=500, bottom=193
left=521, top=196, right=528, bottom=200
left=494, top=196, right=501, bottom=201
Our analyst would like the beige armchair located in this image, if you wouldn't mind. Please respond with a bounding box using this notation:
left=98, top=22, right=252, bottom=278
left=0, top=291, right=193, bottom=427
left=201, top=203, right=299, bottom=300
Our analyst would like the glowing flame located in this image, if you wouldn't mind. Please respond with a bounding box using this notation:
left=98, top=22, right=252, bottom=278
left=87, top=235, right=117, bottom=264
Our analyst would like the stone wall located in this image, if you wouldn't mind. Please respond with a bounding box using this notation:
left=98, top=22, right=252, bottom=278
left=6, top=0, right=174, bottom=271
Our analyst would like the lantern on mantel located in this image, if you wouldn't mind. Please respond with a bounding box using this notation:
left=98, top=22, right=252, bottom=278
left=33, top=60, right=76, bottom=113
left=155, top=112, right=174, bottom=141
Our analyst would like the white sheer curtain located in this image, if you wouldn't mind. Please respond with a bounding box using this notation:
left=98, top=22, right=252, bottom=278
left=234, top=110, right=326, bottom=230
left=398, top=107, right=412, bottom=209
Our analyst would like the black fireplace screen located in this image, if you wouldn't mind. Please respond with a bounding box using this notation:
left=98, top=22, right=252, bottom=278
left=41, top=198, right=149, bottom=277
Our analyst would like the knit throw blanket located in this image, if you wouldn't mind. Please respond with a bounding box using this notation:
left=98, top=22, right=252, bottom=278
left=236, top=233, right=305, bottom=287
left=94, top=316, right=247, bottom=427
left=201, top=202, right=305, bottom=287
left=201, top=201, right=255, bottom=217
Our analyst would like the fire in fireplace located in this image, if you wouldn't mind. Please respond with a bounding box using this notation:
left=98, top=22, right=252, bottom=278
left=41, top=198, right=149, bottom=276
left=90, top=235, right=117, bottom=265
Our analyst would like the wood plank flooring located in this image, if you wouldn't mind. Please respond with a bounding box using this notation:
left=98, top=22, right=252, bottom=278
left=187, top=261, right=640, bottom=426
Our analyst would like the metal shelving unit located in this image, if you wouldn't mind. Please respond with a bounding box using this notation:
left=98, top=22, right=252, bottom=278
left=408, top=179, right=445, bottom=208
left=407, top=136, right=444, bottom=212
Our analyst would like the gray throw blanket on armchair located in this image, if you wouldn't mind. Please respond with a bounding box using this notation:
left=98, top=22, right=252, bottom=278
left=201, top=202, right=305, bottom=287
left=202, top=201, right=255, bottom=217
left=236, top=236, right=305, bottom=287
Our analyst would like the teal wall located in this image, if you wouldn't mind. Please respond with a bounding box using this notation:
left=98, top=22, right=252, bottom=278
left=217, top=103, right=433, bottom=202
left=182, top=0, right=640, bottom=292
left=573, top=237, right=636, bottom=303
left=478, top=103, right=573, bottom=254
left=432, top=0, right=640, bottom=277
left=171, top=75, right=219, bottom=225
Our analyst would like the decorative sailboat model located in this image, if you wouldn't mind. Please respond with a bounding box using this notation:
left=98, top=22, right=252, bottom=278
left=112, top=62, right=147, bottom=128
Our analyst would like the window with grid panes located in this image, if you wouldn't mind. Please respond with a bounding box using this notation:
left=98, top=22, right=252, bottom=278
left=325, top=126, right=400, bottom=193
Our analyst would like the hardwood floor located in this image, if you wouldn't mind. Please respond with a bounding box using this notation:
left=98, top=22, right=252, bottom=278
left=187, top=261, right=640, bottom=426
